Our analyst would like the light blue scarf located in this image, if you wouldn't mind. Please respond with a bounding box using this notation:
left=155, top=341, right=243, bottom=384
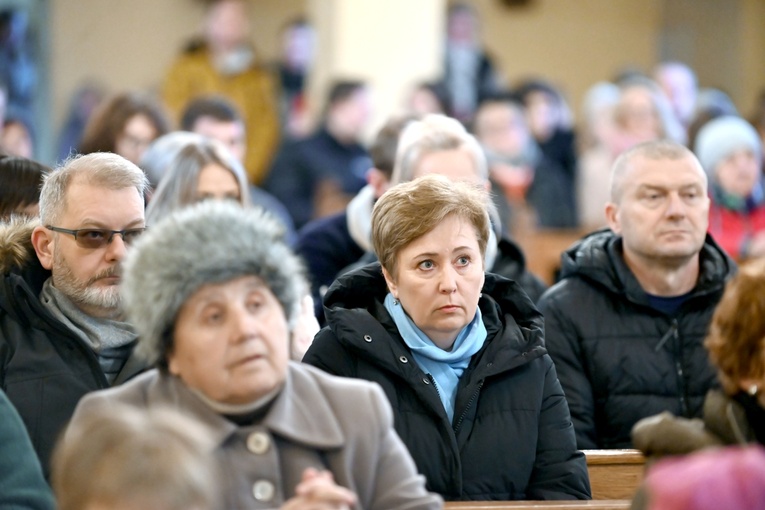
left=384, top=293, right=487, bottom=422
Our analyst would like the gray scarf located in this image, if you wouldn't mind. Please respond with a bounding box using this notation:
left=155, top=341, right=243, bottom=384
left=40, top=278, right=138, bottom=383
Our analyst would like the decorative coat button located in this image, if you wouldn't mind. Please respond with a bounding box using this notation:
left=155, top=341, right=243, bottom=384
left=423, top=377, right=430, bottom=384
left=252, top=480, right=275, bottom=502
left=399, top=355, right=408, bottom=363
left=363, top=334, right=372, bottom=342
left=246, top=432, right=270, bottom=455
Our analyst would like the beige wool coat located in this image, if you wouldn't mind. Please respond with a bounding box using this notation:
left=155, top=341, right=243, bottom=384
left=69, top=362, right=442, bottom=510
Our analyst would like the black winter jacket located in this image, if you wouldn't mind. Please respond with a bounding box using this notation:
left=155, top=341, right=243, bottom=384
left=0, top=218, right=145, bottom=477
left=537, top=229, right=735, bottom=449
left=303, top=264, right=590, bottom=501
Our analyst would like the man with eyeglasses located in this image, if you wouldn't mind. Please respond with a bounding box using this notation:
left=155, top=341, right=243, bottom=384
left=0, top=152, right=149, bottom=478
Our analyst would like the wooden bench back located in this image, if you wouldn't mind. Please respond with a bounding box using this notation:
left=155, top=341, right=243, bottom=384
left=512, top=227, right=586, bottom=286
left=441, top=449, right=644, bottom=509
left=584, top=449, right=645, bottom=500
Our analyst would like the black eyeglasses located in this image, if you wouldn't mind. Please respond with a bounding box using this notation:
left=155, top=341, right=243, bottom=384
left=46, top=226, right=146, bottom=249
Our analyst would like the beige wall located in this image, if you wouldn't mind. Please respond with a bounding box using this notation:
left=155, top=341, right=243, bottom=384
left=49, top=0, right=303, bottom=139
left=307, top=0, right=444, bottom=140
left=740, top=0, right=765, bottom=116
left=475, top=0, right=662, bottom=116
left=47, top=0, right=765, bottom=157
left=51, top=0, right=202, bottom=132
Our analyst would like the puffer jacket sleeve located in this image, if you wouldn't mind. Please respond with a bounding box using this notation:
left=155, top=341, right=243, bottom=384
left=527, top=355, right=591, bottom=500
left=538, top=290, right=598, bottom=449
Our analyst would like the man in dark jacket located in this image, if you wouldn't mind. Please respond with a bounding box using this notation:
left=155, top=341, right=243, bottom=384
left=538, top=140, right=735, bottom=449
left=264, top=80, right=372, bottom=229
left=296, top=114, right=547, bottom=323
left=0, top=153, right=149, bottom=477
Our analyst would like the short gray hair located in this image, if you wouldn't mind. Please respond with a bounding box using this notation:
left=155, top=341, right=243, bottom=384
left=609, top=139, right=703, bottom=203
left=391, top=114, right=488, bottom=185
left=122, top=200, right=306, bottom=368
left=40, top=153, right=149, bottom=225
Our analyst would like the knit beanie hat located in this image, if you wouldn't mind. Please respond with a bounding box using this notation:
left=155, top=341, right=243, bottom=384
left=694, top=116, right=763, bottom=177
left=121, top=200, right=307, bottom=366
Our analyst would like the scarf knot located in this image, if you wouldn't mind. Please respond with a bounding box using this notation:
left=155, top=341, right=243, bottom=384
left=384, top=293, right=486, bottom=422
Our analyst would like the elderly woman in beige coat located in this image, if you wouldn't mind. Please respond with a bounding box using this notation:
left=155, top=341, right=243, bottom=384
left=67, top=201, right=441, bottom=510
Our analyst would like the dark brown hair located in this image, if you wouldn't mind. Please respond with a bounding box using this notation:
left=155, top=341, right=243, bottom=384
left=368, top=115, right=417, bottom=179
left=79, top=92, right=170, bottom=155
left=0, top=156, right=50, bottom=219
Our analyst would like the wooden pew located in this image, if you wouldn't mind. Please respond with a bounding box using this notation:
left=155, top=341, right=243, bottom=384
left=512, top=227, right=587, bottom=286
left=584, top=449, right=645, bottom=500
left=444, top=501, right=630, bottom=509
left=441, top=450, right=644, bottom=509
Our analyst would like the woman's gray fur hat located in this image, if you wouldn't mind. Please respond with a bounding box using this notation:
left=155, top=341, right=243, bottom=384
left=694, top=116, right=763, bottom=177
left=122, top=200, right=307, bottom=366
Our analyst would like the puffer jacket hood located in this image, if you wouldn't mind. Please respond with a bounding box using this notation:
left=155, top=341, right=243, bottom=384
left=559, top=228, right=735, bottom=308
left=0, top=216, right=147, bottom=479
left=0, top=215, right=40, bottom=275
left=324, top=262, right=545, bottom=356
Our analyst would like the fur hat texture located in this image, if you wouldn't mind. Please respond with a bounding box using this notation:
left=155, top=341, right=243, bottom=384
left=694, top=116, right=763, bottom=177
left=121, top=201, right=307, bottom=366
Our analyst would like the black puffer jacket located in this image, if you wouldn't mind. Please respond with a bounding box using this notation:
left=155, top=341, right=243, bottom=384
left=303, top=264, right=590, bottom=501
left=537, top=229, right=735, bottom=449
left=0, top=217, right=145, bottom=477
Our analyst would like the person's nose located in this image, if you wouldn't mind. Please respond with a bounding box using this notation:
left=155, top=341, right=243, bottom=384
left=438, top=267, right=458, bottom=294
left=733, top=152, right=752, bottom=171
left=103, top=233, right=128, bottom=262
left=665, top=192, right=686, bottom=220
left=230, top=304, right=260, bottom=343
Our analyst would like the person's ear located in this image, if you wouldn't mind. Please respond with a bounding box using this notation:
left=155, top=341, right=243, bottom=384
left=381, top=266, right=398, bottom=299
left=366, top=168, right=390, bottom=199
left=31, top=226, right=55, bottom=270
left=605, top=201, right=621, bottom=235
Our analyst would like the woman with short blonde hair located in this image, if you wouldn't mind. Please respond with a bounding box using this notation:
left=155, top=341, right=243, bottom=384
left=305, top=174, right=590, bottom=501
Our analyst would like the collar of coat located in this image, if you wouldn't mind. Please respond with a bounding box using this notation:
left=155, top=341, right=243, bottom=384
left=0, top=215, right=41, bottom=275
left=0, top=216, right=53, bottom=323
left=558, top=228, right=736, bottom=306
left=322, top=262, right=546, bottom=377
left=140, top=363, right=347, bottom=450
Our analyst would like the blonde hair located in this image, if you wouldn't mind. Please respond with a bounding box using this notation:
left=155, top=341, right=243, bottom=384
left=52, top=404, right=219, bottom=510
left=372, top=173, right=490, bottom=277
left=145, top=138, right=250, bottom=226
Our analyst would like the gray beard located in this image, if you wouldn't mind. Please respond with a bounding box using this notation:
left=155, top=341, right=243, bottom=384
left=52, top=252, right=121, bottom=314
